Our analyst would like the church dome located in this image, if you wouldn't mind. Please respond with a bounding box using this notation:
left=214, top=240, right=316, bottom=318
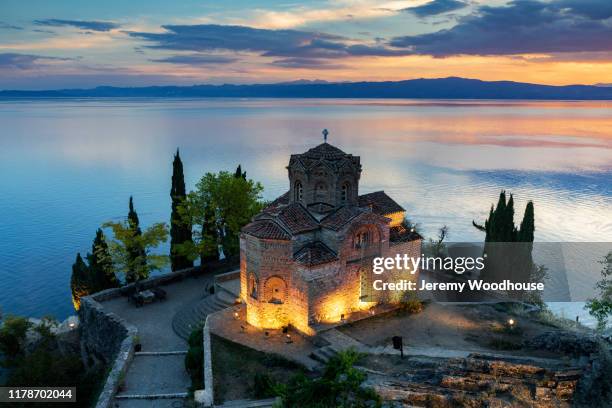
left=302, top=142, right=349, bottom=161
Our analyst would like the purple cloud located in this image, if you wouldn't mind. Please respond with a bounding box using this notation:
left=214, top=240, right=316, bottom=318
left=391, top=0, right=612, bottom=56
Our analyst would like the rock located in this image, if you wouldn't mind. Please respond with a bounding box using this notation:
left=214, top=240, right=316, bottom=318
left=526, top=331, right=600, bottom=355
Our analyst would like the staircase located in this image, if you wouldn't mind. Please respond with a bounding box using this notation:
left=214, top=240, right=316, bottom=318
left=309, top=328, right=367, bottom=364
left=172, top=283, right=236, bottom=340
left=215, top=397, right=280, bottom=407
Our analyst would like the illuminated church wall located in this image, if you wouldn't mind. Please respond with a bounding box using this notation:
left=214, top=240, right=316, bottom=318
left=239, top=141, right=423, bottom=336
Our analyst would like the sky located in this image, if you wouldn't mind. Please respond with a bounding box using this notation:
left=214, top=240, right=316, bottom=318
left=1, top=0, right=612, bottom=89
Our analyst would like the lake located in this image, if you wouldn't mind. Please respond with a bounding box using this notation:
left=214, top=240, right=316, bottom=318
left=0, top=98, right=611, bottom=321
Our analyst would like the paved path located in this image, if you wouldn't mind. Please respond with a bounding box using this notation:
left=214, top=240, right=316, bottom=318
left=101, top=274, right=214, bottom=407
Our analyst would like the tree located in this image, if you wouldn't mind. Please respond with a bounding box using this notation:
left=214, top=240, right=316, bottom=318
left=586, top=252, right=612, bottom=330
left=473, top=191, right=538, bottom=290
left=70, top=230, right=119, bottom=310
left=518, top=201, right=535, bottom=244
left=428, top=225, right=449, bottom=257
left=123, top=196, right=149, bottom=282
left=177, top=169, right=264, bottom=262
left=234, top=164, right=246, bottom=179
left=88, top=229, right=119, bottom=291
left=70, top=253, right=91, bottom=310
left=170, top=149, right=194, bottom=271
left=104, top=198, right=169, bottom=282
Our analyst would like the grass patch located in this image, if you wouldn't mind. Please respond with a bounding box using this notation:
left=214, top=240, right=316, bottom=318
left=211, top=334, right=303, bottom=404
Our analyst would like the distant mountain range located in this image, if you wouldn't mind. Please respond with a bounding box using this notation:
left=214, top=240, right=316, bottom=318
left=2, top=77, right=612, bottom=100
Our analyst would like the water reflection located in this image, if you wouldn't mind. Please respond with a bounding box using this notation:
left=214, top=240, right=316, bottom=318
left=0, top=98, right=610, bottom=319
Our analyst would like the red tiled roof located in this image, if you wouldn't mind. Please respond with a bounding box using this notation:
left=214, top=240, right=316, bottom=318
left=294, top=241, right=338, bottom=267
left=290, top=142, right=361, bottom=171
left=320, top=206, right=365, bottom=231
left=263, top=191, right=290, bottom=212
left=302, top=143, right=348, bottom=160
left=277, top=203, right=319, bottom=234
left=242, top=220, right=290, bottom=240
left=358, top=191, right=405, bottom=216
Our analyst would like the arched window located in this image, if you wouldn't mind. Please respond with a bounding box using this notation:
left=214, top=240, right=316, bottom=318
left=265, top=276, right=287, bottom=304
left=248, top=273, right=258, bottom=299
left=341, top=182, right=351, bottom=203
left=294, top=181, right=303, bottom=202
left=354, top=230, right=371, bottom=249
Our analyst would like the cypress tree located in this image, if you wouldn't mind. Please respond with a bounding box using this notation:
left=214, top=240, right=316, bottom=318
left=126, top=196, right=147, bottom=283
left=234, top=164, right=246, bottom=179
left=518, top=201, right=535, bottom=243
left=88, top=228, right=119, bottom=291
left=170, top=149, right=194, bottom=271
left=70, top=253, right=91, bottom=310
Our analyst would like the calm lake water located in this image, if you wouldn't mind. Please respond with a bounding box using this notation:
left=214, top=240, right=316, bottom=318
left=0, top=99, right=611, bottom=320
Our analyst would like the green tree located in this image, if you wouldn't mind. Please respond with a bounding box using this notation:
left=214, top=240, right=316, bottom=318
left=234, top=164, right=246, bottom=179
left=586, top=252, right=612, bottom=330
left=518, top=201, right=535, bottom=243
left=177, top=170, right=264, bottom=262
left=104, top=199, right=169, bottom=282
left=122, top=197, right=149, bottom=282
left=473, top=191, right=538, bottom=288
left=170, top=149, right=194, bottom=271
left=88, top=228, right=119, bottom=291
left=70, top=230, right=119, bottom=310
left=70, top=253, right=91, bottom=310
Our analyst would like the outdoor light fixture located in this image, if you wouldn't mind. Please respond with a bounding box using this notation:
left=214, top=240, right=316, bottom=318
left=508, top=318, right=515, bottom=326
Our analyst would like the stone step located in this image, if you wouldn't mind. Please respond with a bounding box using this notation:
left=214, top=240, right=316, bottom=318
left=216, top=397, right=279, bottom=408
left=135, top=350, right=187, bottom=356
left=320, top=346, right=337, bottom=359
left=172, top=294, right=234, bottom=340
left=115, top=392, right=188, bottom=399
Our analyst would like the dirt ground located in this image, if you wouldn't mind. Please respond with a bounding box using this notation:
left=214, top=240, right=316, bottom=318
left=339, top=302, right=580, bottom=359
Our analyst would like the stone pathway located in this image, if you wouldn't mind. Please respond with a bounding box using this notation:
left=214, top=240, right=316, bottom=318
left=114, top=352, right=190, bottom=400
left=101, top=275, right=214, bottom=407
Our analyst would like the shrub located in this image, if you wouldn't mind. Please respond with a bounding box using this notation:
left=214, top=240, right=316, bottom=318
left=0, top=315, right=31, bottom=364
left=278, top=348, right=381, bottom=408
left=397, top=297, right=424, bottom=315
left=252, top=372, right=277, bottom=398
left=185, top=327, right=204, bottom=391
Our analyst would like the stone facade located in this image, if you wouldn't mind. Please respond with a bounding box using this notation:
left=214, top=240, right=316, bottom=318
left=240, top=141, right=422, bottom=336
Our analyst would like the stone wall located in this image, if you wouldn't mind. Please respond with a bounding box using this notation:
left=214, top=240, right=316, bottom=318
left=242, top=234, right=295, bottom=331
left=79, top=296, right=137, bottom=408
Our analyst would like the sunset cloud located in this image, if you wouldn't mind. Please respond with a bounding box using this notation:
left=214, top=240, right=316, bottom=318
left=402, top=0, right=468, bottom=17
left=34, top=19, right=120, bottom=32
left=1, top=0, right=612, bottom=88
left=391, top=0, right=612, bottom=56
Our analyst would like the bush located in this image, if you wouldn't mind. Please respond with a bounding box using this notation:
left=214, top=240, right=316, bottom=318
left=2, top=315, right=106, bottom=407
left=277, top=348, right=381, bottom=408
left=252, top=372, right=277, bottom=398
left=185, top=327, right=204, bottom=391
left=0, top=315, right=31, bottom=365
left=397, top=298, right=424, bottom=315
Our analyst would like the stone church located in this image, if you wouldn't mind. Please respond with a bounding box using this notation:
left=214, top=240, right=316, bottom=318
left=239, top=137, right=422, bottom=335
